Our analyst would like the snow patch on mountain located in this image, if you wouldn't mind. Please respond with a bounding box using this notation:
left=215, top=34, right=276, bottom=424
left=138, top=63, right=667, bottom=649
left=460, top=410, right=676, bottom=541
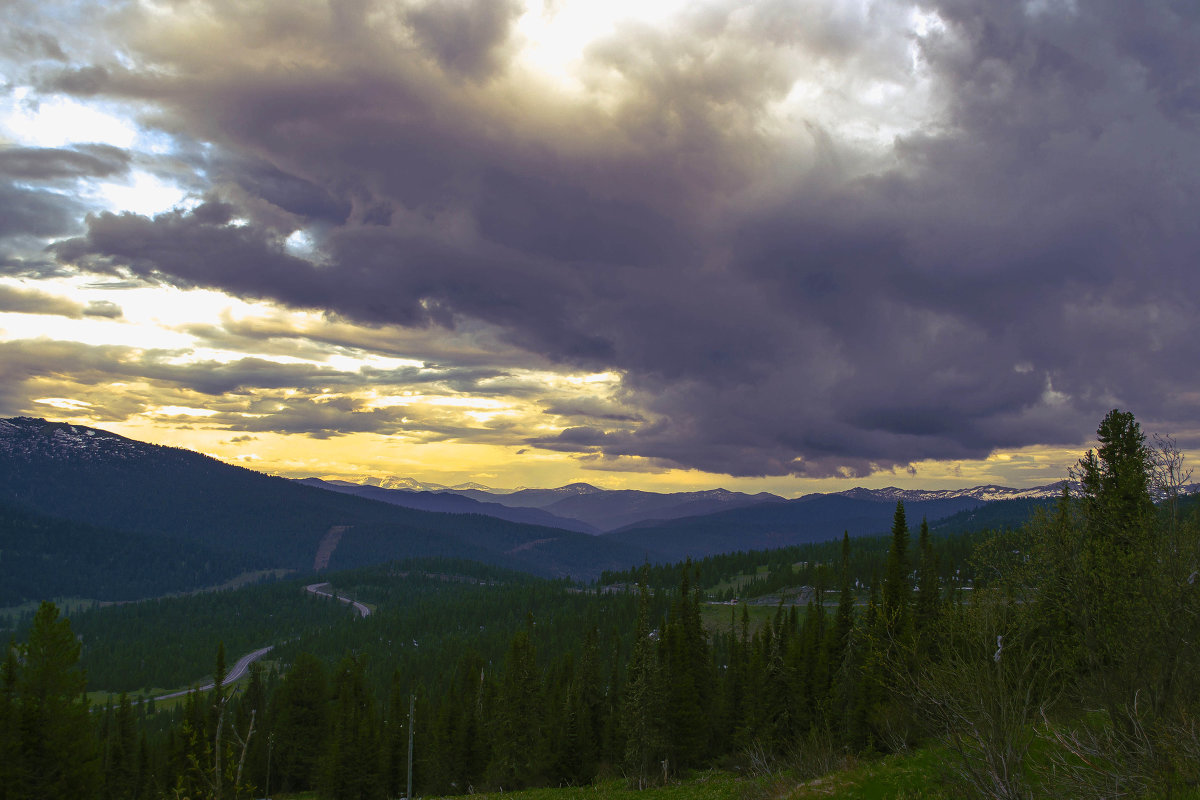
left=831, top=484, right=1072, bottom=503
left=0, top=417, right=147, bottom=462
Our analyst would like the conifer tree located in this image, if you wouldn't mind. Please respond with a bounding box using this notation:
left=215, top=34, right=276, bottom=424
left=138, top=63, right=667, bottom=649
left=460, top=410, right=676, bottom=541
left=829, top=532, right=855, bottom=667
left=16, top=602, right=101, bottom=800
left=272, top=653, right=329, bottom=792
left=848, top=573, right=884, bottom=750
left=383, top=669, right=409, bottom=798
left=661, top=563, right=712, bottom=771
left=717, top=604, right=747, bottom=754
left=488, top=629, right=542, bottom=788
left=320, top=654, right=384, bottom=800
left=104, top=693, right=138, bottom=800
left=1073, top=410, right=1179, bottom=726
left=568, top=627, right=603, bottom=782
left=914, top=518, right=941, bottom=640
left=881, top=502, right=911, bottom=638
left=824, top=533, right=856, bottom=735
left=1, top=640, right=22, bottom=800
left=623, top=573, right=663, bottom=785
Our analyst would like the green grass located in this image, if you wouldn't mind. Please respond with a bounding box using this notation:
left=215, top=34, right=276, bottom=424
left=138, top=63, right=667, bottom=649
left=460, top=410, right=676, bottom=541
left=783, top=748, right=953, bottom=799
left=336, top=748, right=955, bottom=800
left=424, top=772, right=761, bottom=800
left=700, top=603, right=779, bottom=634
left=709, top=565, right=778, bottom=596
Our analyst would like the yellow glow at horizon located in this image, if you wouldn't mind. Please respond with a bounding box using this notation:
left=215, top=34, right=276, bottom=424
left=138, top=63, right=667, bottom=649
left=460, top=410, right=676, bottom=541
left=147, top=405, right=218, bottom=417
left=55, top=405, right=1120, bottom=501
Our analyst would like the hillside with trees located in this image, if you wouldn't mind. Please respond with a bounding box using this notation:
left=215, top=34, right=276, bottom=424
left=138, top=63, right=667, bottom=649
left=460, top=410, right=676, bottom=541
left=1, top=410, right=1197, bottom=799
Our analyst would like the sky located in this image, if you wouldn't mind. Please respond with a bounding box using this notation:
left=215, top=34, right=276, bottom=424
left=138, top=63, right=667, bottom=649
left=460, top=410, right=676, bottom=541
left=1, top=0, right=1197, bottom=496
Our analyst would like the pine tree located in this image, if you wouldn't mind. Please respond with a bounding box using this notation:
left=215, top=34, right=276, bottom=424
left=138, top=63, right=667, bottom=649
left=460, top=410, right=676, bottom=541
left=824, top=533, right=856, bottom=736
left=914, top=518, right=941, bottom=641
left=1074, top=410, right=1172, bottom=726
left=383, top=669, right=408, bottom=798
left=104, top=693, right=138, bottom=800
left=1, top=640, right=21, bottom=800
left=272, top=653, right=329, bottom=792
left=16, top=602, right=101, bottom=799
left=623, top=573, right=663, bottom=785
left=488, top=629, right=543, bottom=788
left=828, top=532, right=855, bottom=668
left=881, top=502, right=911, bottom=638
left=320, top=654, right=384, bottom=800
left=661, top=563, right=712, bottom=772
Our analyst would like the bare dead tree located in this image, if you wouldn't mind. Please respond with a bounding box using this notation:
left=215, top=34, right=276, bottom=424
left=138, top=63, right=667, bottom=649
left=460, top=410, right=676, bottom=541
left=888, top=591, right=1060, bottom=800
left=231, top=709, right=255, bottom=798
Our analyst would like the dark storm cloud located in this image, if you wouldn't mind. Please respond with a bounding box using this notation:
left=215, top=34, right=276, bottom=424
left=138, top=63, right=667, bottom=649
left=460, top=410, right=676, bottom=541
left=406, top=0, right=522, bottom=81
left=0, top=144, right=132, bottom=265
left=0, top=183, right=86, bottom=240
left=43, top=0, right=1200, bottom=476
left=0, top=144, right=131, bottom=182
left=216, top=155, right=352, bottom=224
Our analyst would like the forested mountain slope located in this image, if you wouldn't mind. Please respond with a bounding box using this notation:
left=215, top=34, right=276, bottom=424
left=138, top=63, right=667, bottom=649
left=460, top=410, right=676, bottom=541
left=0, top=500, right=264, bottom=605
left=0, top=418, right=651, bottom=589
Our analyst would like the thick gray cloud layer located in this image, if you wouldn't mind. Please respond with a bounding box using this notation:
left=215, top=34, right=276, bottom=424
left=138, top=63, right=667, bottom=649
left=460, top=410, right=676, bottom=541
left=9, top=0, right=1200, bottom=476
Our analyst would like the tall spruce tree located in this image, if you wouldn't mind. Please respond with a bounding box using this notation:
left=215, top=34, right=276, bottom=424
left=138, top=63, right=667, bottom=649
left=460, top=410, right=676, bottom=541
left=661, top=563, right=712, bottom=772
left=881, top=502, right=912, bottom=638
left=623, top=573, right=663, bottom=785
left=271, top=653, right=329, bottom=792
left=15, top=602, right=101, bottom=800
left=914, top=518, right=940, bottom=640
left=1, top=640, right=21, bottom=800
left=488, top=629, right=543, bottom=788
left=320, top=654, right=384, bottom=800
left=104, top=693, right=138, bottom=800
left=1074, top=410, right=1174, bottom=726
left=824, top=533, right=856, bottom=735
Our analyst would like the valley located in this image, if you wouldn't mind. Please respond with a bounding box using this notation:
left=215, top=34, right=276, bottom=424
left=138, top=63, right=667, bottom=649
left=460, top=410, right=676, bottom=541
left=2, top=413, right=1198, bottom=800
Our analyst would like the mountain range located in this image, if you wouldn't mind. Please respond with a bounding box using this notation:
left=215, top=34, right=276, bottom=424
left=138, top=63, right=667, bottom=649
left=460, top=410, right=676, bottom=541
left=0, top=418, right=648, bottom=601
left=304, top=475, right=1073, bottom=533
left=1, top=416, right=1086, bottom=605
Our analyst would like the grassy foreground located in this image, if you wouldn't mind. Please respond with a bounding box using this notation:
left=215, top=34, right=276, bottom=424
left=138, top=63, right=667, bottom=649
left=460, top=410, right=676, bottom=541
left=273, top=746, right=952, bottom=800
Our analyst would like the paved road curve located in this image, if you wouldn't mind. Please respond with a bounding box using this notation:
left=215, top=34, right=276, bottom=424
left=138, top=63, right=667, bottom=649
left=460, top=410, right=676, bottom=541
left=145, top=582, right=369, bottom=703
left=153, top=645, right=276, bottom=701
left=305, top=581, right=372, bottom=618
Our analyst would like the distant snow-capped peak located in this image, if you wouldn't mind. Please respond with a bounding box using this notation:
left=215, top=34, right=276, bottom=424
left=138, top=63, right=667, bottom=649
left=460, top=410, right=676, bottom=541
left=831, top=483, right=1073, bottom=503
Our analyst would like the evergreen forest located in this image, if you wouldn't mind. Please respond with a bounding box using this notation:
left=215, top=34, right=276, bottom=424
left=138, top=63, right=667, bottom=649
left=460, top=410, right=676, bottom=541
left=2, top=410, right=1198, bottom=799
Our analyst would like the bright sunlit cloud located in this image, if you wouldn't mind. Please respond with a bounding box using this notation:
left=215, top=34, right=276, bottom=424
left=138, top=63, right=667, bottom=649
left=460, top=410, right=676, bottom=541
left=0, top=88, right=140, bottom=149
left=513, top=0, right=691, bottom=93
left=89, top=170, right=192, bottom=217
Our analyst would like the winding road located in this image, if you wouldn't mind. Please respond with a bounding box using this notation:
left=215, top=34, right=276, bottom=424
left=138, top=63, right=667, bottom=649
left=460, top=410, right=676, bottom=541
left=304, top=581, right=372, bottom=618
left=154, top=645, right=276, bottom=701
left=145, top=581, right=370, bottom=703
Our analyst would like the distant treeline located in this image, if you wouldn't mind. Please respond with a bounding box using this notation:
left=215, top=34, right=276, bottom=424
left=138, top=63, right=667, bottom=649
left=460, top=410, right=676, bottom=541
left=4, top=412, right=1199, bottom=800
